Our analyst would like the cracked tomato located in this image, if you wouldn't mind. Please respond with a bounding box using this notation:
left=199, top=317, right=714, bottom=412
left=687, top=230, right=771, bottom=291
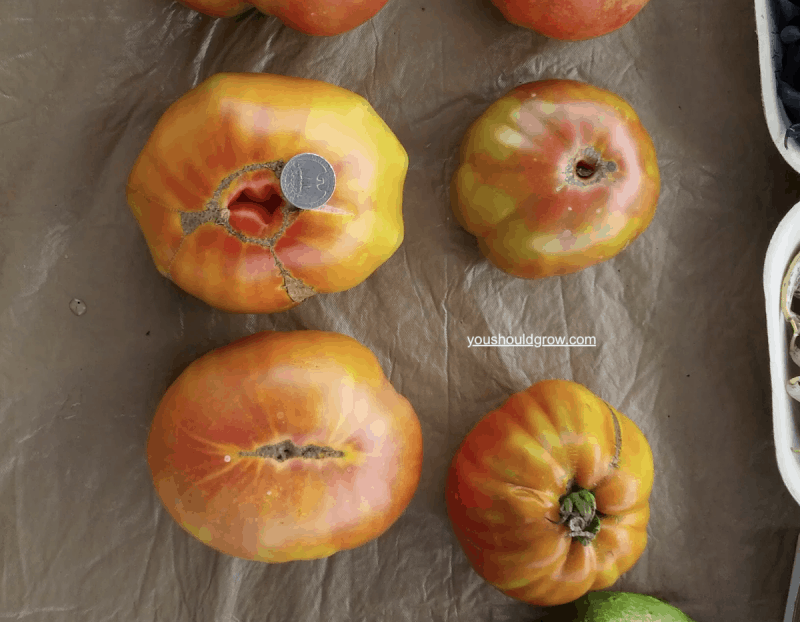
left=147, top=330, right=424, bottom=562
left=176, top=0, right=390, bottom=36
left=127, top=73, right=407, bottom=314
left=451, top=79, right=660, bottom=279
left=445, top=379, right=654, bottom=606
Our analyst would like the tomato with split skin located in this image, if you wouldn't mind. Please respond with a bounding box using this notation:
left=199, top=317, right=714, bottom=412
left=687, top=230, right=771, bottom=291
left=451, top=79, right=660, bottom=280
left=126, top=73, right=407, bottom=314
left=147, top=330, right=424, bottom=562
left=177, top=0, right=390, bottom=36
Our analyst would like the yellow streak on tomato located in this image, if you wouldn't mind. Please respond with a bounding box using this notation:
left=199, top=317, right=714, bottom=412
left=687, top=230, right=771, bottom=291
left=538, top=101, right=557, bottom=115
left=494, top=124, right=531, bottom=151
left=463, top=98, right=525, bottom=162
left=462, top=178, right=518, bottom=233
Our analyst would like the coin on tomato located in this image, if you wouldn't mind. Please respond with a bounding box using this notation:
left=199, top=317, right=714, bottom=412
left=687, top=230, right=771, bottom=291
left=451, top=79, right=660, bottom=279
left=491, top=0, right=654, bottom=41
left=127, top=73, right=407, bottom=314
left=147, top=330, right=424, bottom=562
left=176, top=0, right=390, bottom=36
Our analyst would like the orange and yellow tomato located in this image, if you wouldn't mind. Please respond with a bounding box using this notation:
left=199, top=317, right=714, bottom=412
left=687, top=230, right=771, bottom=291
left=445, top=379, right=654, bottom=606
left=147, top=330, right=424, bottom=562
left=127, top=73, right=407, bottom=313
left=451, top=79, right=660, bottom=279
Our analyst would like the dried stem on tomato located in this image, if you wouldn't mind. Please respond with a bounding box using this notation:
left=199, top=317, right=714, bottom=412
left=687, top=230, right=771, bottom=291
left=557, top=485, right=602, bottom=545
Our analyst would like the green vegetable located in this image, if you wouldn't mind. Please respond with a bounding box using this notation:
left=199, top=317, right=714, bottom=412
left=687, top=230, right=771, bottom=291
left=544, top=591, right=697, bottom=622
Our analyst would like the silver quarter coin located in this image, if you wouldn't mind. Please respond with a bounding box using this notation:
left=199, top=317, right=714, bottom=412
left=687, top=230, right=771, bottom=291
left=280, top=153, right=336, bottom=210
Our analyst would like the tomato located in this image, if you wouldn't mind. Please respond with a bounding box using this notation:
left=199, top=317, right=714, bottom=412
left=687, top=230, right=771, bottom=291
left=445, top=379, right=654, bottom=606
left=147, top=330, right=423, bottom=562
left=491, top=0, right=653, bottom=40
left=451, top=79, right=660, bottom=279
left=127, top=73, right=407, bottom=314
left=176, top=0, right=389, bottom=36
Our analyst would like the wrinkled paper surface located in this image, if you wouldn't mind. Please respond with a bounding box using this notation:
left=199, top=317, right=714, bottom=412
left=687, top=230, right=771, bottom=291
left=2, top=0, right=800, bottom=620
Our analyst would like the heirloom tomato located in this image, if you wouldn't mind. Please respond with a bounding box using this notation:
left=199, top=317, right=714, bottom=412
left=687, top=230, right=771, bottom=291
left=451, top=79, right=660, bottom=279
left=127, top=73, right=407, bottom=314
left=445, top=379, right=654, bottom=606
left=491, top=0, right=653, bottom=41
left=177, top=0, right=389, bottom=36
left=147, top=330, right=423, bottom=563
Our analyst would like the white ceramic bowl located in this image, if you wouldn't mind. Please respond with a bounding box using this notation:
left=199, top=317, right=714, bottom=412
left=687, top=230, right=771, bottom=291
left=764, top=204, right=800, bottom=516
left=756, top=0, right=800, bottom=174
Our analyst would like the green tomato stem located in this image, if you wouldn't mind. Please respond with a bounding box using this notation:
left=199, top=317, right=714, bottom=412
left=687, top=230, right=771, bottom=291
left=557, top=486, right=601, bottom=546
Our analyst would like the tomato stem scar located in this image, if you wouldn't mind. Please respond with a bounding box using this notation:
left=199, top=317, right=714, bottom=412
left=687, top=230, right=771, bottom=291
left=575, top=160, right=596, bottom=178
left=566, top=147, right=617, bottom=185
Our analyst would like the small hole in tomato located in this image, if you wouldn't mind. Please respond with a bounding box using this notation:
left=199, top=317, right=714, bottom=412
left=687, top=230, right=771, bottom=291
left=575, top=160, right=596, bottom=179
left=228, top=185, right=286, bottom=238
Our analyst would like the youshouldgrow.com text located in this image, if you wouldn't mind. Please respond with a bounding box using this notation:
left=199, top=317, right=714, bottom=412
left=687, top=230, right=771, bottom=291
left=466, top=335, right=597, bottom=348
